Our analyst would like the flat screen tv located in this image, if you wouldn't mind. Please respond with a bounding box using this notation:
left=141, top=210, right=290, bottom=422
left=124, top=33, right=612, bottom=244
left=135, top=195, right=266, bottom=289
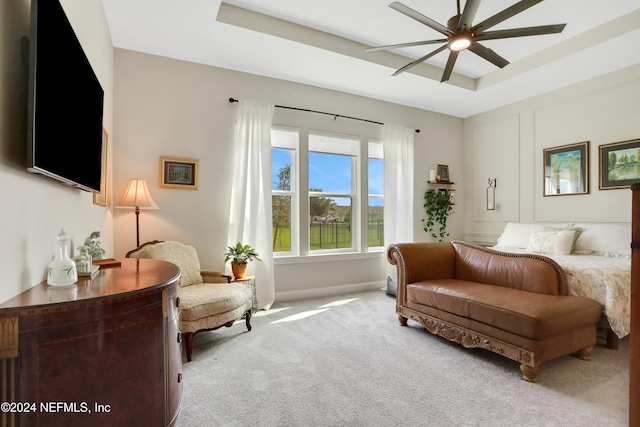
left=26, top=0, right=105, bottom=193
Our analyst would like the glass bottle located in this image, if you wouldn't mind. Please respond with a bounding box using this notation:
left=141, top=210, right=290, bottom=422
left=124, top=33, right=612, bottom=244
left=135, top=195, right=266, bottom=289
left=48, top=228, right=78, bottom=286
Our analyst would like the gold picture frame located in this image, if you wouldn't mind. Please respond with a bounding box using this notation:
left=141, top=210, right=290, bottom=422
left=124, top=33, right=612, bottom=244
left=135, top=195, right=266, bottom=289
left=92, top=127, right=109, bottom=206
left=543, top=141, right=589, bottom=196
left=159, top=156, right=199, bottom=190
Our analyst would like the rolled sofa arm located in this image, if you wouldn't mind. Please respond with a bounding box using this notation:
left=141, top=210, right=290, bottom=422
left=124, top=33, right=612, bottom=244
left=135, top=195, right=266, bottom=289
left=387, top=242, right=457, bottom=302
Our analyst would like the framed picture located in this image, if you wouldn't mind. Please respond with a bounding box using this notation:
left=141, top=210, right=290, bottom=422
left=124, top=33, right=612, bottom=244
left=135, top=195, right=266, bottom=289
left=543, top=142, right=589, bottom=196
left=599, top=138, right=640, bottom=190
left=437, top=164, right=450, bottom=183
left=159, top=156, right=199, bottom=190
left=92, top=128, right=109, bottom=206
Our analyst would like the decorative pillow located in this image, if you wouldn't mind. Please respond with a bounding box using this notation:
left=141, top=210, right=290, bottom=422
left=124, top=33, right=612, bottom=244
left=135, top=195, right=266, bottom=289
left=544, top=225, right=583, bottom=253
left=526, top=230, right=577, bottom=255
left=495, top=222, right=572, bottom=249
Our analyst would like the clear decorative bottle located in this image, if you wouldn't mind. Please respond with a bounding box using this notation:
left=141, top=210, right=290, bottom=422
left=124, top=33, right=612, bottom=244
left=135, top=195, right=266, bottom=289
left=48, top=228, right=78, bottom=286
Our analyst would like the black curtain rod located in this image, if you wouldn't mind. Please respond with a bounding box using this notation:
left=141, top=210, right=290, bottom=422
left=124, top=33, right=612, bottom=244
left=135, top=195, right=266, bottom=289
left=228, top=98, right=420, bottom=133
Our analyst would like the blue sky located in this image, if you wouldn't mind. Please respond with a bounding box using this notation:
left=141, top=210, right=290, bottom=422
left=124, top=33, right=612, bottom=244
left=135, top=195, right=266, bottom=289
left=272, top=149, right=383, bottom=206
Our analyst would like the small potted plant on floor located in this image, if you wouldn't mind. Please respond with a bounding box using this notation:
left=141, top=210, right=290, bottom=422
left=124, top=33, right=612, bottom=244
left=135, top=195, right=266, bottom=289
left=225, top=242, right=260, bottom=279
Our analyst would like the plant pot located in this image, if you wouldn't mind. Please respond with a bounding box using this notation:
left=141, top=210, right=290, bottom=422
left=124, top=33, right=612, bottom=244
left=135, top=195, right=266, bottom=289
left=231, top=262, right=248, bottom=279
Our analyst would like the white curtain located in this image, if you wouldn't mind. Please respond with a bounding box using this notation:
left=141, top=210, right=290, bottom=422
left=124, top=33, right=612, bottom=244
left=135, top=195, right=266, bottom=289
left=228, top=100, right=275, bottom=310
left=383, top=124, right=415, bottom=277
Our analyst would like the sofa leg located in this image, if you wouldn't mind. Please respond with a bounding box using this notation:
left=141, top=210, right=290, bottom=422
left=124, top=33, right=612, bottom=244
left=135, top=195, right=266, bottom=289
left=575, top=346, right=594, bottom=361
left=245, top=310, right=252, bottom=332
left=520, top=364, right=539, bottom=382
left=183, top=332, right=194, bottom=363
left=398, top=315, right=408, bottom=326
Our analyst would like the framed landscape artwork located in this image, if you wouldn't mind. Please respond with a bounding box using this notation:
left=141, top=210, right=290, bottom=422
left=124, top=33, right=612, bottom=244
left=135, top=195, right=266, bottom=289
left=159, top=156, right=199, bottom=190
left=599, top=138, right=640, bottom=190
left=543, top=141, right=589, bottom=196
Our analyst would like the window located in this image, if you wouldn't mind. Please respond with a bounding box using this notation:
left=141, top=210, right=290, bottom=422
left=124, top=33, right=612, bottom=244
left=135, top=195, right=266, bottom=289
left=271, top=128, right=383, bottom=255
left=271, top=127, right=298, bottom=254
left=368, top=141, right=384, bottom=248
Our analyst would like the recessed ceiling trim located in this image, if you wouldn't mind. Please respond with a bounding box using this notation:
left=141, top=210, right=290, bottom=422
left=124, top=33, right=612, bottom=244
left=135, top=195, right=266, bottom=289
left=477, top=8, right=640, bottom=90
left=216, top=2, right=476, bottom=90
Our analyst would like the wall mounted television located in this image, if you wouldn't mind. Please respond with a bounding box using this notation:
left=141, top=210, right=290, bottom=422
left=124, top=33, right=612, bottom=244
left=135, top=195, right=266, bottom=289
left=26, top=0, right=105, bottom=193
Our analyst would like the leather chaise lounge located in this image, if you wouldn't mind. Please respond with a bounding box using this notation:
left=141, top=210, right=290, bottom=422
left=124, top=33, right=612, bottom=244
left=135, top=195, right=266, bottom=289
left=387, top=240, right=602, bottom=382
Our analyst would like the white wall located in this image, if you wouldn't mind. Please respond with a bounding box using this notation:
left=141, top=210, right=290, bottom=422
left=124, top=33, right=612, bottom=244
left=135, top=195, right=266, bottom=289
left=0, top=0, right=113, bottom=304
left=463, top=65, right=640, bottom=244
left=112, top=49, right=463, bottom=300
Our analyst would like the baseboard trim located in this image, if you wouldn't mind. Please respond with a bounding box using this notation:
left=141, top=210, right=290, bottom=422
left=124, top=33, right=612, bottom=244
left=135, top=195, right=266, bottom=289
left=275, top=281, right=385, bottom=303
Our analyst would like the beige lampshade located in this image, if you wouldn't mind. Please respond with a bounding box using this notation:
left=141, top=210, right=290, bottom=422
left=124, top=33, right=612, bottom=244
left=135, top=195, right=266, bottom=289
left=116, top=179, right=159, bottom=209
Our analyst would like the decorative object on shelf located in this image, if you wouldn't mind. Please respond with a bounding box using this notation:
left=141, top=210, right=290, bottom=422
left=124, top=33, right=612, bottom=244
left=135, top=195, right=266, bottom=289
left=74, top=246, right=100, bottom=277
left=599, top=138, right=640, bottom=190
left=116, top=179, right=159, bottom=247
left=159, top=156, right=200, bottom=190
left=422, top=189, right=454, bottom=241
left=93, top=127, right=109, bottom=207
left=448, top=188, right=456, bottom=204
left=224, top=242, right=261, bottom=279
left=543, top=141, right=589, bottom=196
left=437, top=164, right=450, bottom=183
left=429, top=169, right=437, bottom=182
left=84, top=231, right=106, bottom=260
left=47, top=228, right=78, bottom=286
left=486, top=178, right=496, bottom=210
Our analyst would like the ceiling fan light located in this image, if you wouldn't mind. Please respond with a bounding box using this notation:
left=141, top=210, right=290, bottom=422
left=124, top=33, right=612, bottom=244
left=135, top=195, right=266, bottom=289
left=449, top=34, right=471, bottom=51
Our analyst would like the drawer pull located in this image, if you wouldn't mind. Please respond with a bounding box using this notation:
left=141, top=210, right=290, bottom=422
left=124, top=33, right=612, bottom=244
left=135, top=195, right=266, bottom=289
left=177, top=373, right=182, bottom=383
left=177, top=332, right=182, bottom=343
left=175, top=297, right=180, bottom=308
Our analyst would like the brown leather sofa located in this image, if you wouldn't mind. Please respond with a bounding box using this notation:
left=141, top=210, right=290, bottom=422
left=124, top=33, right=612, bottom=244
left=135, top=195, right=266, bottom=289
left=387, top=240, right=602, bottom=382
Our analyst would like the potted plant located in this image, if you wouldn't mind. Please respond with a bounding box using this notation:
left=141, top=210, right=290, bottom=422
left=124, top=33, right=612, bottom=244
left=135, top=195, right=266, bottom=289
left=224, top=242, right=261, bottom=279
left=422, top=189, right=454, bottom=241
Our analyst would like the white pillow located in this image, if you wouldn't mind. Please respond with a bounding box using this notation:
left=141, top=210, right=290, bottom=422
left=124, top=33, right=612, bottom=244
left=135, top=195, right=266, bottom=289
left=526, top=230, right=577, bottom=255
left=495, top=222, right=572, bottom=249
left=572, top=223, right=631, bottom=258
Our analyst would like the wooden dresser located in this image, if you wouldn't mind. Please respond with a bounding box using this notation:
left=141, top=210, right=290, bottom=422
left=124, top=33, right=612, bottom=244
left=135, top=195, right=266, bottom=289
left=0, top=258, right=182, bottom=427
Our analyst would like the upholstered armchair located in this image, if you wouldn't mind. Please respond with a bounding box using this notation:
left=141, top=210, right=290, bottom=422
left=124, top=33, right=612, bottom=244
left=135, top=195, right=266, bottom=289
left=126, top=241, right=252, bottom=362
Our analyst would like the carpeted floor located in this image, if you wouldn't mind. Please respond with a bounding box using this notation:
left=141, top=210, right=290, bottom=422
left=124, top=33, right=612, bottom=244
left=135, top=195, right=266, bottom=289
left=175, top=289, right=629, bottom=426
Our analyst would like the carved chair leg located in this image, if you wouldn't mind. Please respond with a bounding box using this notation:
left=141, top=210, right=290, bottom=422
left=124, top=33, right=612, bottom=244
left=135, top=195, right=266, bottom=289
left=520, top=364, right=539, bottom=382
left=245, top=310, right=252, bottom=331
left=398, top=315, right=408, bottom=326
left=183, top=332, right=194, bottom=363
left=575, top=346, right=594, bottom=361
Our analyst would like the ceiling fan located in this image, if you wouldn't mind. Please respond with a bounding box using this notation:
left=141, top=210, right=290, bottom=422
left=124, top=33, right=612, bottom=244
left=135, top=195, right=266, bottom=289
left=367, top=0, right=566, bottom=82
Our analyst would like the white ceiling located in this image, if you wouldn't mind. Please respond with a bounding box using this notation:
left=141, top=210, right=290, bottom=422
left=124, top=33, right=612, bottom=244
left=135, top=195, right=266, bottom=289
left=102, top=0, right=640, bottom=118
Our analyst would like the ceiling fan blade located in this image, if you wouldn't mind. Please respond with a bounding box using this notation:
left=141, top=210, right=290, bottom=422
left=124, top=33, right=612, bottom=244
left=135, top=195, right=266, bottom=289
left=474, top=24, right=566, bottom=41
left=472, top=0, right=543, bottom=33
left=366, top=38, right=448, bottom=52
left=441, top=51, right=460, bottom=83
left=468, top=41, right=509, bottom=68
left=458, top=0, right=480, bottom=31
left=390, top=2, right=452, bottom=36
left=391, top=44, right=448, bottom=76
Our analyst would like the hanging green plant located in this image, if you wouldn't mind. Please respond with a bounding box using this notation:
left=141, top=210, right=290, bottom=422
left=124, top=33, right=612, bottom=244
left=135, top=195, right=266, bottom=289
left=422, top=189, right=454, bottom=241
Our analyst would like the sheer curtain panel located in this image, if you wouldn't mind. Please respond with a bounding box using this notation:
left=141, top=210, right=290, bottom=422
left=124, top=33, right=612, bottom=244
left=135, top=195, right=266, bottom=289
left=228, top=100, right=275, bottom=310
left=383, top=124, right=415, bottom=277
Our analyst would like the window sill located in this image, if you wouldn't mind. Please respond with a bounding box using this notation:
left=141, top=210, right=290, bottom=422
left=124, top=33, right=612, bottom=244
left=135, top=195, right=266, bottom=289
left=273, top=250, right=385, bottom=265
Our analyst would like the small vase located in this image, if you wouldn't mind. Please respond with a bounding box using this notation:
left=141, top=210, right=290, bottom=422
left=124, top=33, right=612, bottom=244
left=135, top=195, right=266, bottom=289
left=231, top=262, right=248, bottom=280
left=48, top=228, right=78, bottom=286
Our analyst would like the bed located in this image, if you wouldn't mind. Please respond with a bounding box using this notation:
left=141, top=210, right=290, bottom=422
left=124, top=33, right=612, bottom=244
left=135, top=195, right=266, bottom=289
left=490, top=222, right=631, bottom=348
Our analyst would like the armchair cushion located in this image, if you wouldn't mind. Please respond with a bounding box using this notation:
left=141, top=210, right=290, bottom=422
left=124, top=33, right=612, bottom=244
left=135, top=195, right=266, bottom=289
left=180, top=282, right=252, bottom=323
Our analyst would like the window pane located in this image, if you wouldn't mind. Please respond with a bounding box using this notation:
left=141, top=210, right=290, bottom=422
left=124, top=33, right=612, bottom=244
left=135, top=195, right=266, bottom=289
left=272, top=195, right=291, bottom=252
left=368, top=198, right=384, bottom=248
left=368, top=158, right=383, bottom=195
left=309, top=197, right=351, bottom=250
left=272, top=148, right=292, bottom=191
left=309, top=152, right=352, bottom=193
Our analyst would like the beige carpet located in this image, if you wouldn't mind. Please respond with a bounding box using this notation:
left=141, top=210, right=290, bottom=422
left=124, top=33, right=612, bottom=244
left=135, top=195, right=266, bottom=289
left=175, top=289, right=629, bottom=426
